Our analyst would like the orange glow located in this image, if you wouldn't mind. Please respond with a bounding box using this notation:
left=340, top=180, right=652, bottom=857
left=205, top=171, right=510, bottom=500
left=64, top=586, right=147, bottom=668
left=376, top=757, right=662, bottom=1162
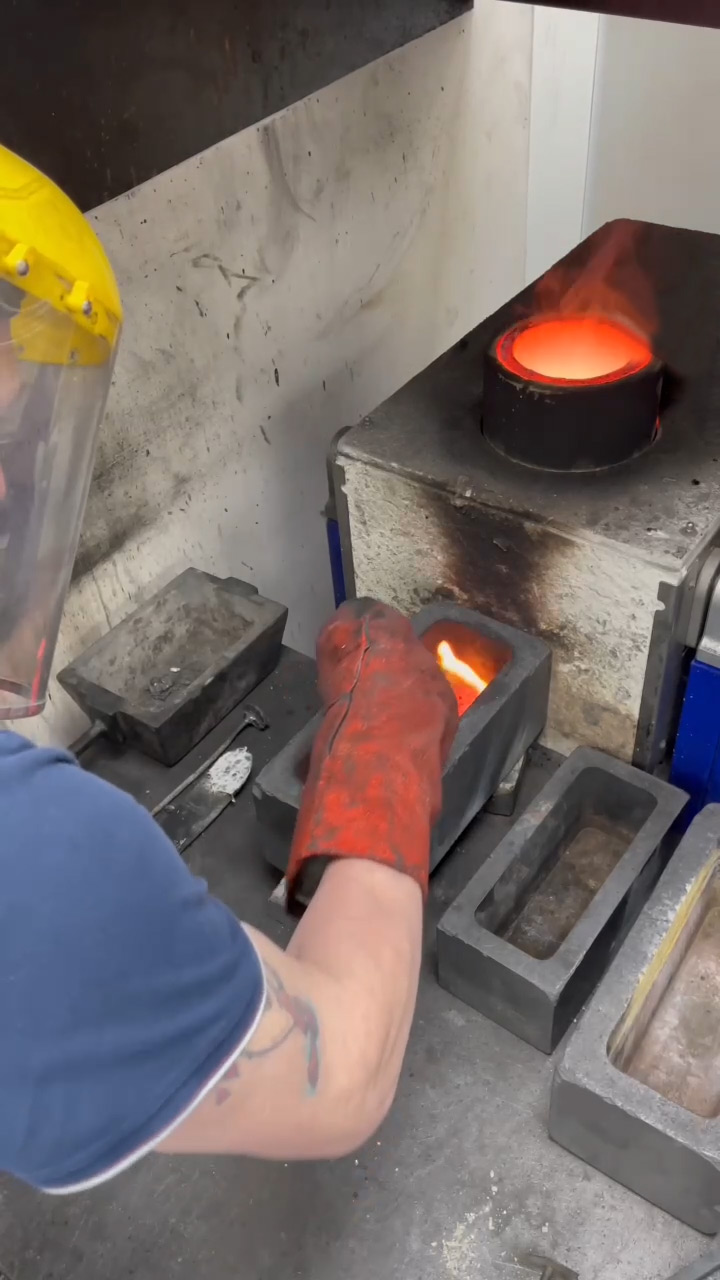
left=437, top=639, right=488, bottom=715
left=503, top=315, right=652, bottom=385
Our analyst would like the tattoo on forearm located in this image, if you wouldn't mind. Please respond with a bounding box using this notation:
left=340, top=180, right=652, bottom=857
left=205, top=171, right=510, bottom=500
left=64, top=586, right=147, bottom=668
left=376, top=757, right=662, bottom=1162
left=213, top=964, right=320, bottom=1106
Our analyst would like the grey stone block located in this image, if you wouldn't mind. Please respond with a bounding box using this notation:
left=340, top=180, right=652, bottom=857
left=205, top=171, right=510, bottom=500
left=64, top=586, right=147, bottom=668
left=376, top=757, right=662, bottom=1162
left=549, top=805, right=720, bottom=1234
left=437, top=748, right=688, bottom=1053
left=253, top=601, right=551, bottom=874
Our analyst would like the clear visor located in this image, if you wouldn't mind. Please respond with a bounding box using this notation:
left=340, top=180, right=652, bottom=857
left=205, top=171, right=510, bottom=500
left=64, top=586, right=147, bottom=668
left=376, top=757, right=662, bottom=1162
left=0, top=284, right=117, bottom=718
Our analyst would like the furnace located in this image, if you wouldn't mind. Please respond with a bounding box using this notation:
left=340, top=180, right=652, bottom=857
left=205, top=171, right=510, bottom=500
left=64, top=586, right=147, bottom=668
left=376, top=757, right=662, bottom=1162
left=483, top=313, right=662, bottom=472
left=331, top=220, right=720, bottom=771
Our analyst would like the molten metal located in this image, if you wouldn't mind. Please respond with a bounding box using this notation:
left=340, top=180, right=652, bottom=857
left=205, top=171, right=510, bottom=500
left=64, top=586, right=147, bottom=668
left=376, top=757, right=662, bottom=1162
left=437, top=639, right=488, bottom=715
left=504, top=315, right=653, bottom=385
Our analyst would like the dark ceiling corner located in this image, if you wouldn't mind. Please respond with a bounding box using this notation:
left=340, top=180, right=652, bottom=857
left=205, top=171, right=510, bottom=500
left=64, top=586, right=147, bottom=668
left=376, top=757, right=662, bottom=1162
left=523, top=0, right=720, bottom=27
left=0, top=0, right=471, bottom=212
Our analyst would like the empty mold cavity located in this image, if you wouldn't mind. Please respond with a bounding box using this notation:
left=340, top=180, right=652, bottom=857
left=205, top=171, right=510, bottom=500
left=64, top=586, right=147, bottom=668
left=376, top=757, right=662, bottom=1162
left=609, top=854, right=720, bottom=1119
left=476, top=768, right=657, bottom=960
left=421, top=620, right=511, bottom=715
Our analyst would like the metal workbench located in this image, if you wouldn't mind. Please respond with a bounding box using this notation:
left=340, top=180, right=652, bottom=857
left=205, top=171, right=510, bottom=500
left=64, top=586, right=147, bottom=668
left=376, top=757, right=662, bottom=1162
left=0, top=648, right=705, bottom=1280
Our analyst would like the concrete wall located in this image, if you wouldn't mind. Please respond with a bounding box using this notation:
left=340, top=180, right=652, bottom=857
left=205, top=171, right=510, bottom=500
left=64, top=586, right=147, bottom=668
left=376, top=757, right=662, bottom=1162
left=524, top=7, right=720, bottom=276
left=525, top=4, right=599, bottom=282
left=35, top=0, right=534, bottom=746
left=584, top=15, right=720, bottom=234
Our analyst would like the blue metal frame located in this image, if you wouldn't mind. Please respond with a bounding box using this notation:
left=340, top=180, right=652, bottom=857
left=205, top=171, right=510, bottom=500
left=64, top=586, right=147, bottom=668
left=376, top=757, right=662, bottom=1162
left=670, top=657, right=720, bottom=821
left=325, top=517, right=347, bottom=608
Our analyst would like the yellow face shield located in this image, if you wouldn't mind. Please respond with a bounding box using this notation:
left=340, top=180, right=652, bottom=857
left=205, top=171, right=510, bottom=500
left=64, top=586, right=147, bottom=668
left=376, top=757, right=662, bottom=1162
left=0, top=147, right=122, bottom=718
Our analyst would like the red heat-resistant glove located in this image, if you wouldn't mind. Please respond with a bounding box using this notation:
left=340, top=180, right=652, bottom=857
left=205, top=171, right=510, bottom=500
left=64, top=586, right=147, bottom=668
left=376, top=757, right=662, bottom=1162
left=287, top=599, right=458, bottom=899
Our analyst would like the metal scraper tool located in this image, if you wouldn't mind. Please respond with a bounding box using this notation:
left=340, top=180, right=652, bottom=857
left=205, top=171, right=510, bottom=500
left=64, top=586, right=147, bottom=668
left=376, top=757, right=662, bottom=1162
left=517, top=1253, right=578, bottom=1280
left=154, top=746, right=253, bottom=854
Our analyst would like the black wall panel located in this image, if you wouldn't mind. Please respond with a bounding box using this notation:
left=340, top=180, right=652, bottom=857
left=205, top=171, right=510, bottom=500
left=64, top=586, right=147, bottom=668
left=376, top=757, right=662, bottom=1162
left=0, top=0, right=470, bottom=211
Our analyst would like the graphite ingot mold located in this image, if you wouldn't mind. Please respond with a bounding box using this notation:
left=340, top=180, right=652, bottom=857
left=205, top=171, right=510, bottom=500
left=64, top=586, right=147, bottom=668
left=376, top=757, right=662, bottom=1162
left=437, top=748, right=687, bottom=1053
left=59, top=568, right=286, bottom=765
left=549, top=805, right=720, bottom=1234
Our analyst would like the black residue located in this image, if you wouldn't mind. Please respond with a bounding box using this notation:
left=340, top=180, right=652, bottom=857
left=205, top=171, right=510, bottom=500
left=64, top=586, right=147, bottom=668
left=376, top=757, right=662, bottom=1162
left=192, top=251, right=260, bottom=291
left=236, top=279, right=257, bottom=304
left=73, top=506, right=153, bottom=582
left=274, top=366, right=280, bottom=387
left=259, top=121, right=316, bottom=223
left=420, top=488, right=559, bottom=645
left=259, top=423, right=271, bottom=446
left=194, top=299, right=206, bottom=318
left=74, top=469, right=192, bottom=583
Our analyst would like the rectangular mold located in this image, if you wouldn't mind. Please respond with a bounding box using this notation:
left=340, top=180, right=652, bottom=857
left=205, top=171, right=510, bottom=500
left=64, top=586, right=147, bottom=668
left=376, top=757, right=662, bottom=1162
left=252, top=602, right=551, bottom=875
left=610, top=863, right=720, bottom=1119
left=479, top=768, right=657, bottom=961
left=550, top=805, right=720, bottom=1234
left=58, top=568, right=287, bottom=765
left=437, top=749, right=687, bottom=1053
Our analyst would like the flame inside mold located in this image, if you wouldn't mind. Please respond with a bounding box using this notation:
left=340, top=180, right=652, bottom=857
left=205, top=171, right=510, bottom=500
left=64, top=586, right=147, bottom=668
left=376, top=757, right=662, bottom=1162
left=437, top=639, right=488, bottom=716
left=422, top=621, right=512, bottom=717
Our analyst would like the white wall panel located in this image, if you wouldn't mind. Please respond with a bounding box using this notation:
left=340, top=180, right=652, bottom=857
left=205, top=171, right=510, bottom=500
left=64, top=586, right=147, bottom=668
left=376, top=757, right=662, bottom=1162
left=526, top=5, right=599, bottom=283
left=584, top=15, right=720, bottom=235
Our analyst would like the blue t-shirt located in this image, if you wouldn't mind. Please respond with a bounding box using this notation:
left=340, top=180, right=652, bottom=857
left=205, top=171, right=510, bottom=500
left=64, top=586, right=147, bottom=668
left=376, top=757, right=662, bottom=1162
left=0, top=730, right=265, bottom=1193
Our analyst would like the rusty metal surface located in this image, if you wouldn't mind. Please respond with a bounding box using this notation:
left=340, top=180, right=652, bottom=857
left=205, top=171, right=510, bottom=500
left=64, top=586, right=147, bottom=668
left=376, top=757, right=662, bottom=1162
left=0, top=0, right=470, bottom=211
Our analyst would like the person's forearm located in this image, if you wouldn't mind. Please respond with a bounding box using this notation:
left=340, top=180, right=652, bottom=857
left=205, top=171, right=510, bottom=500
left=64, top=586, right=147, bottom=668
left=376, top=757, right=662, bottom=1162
left=288, top=858, right=423, bottom=1120
left=236, top=858, right=424, bottom=1155
left=158, top=599, right=453, bottom=1164
left=158, top=859, right=423, bottom=1161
